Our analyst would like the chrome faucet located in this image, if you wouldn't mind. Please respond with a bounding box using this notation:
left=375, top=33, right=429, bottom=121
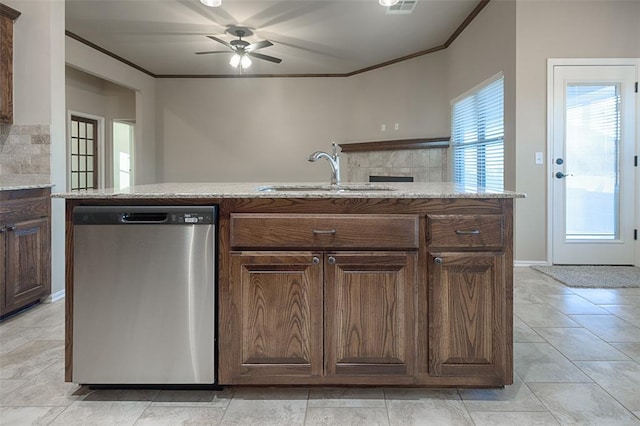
left=307, top=142, right=341, bottom=186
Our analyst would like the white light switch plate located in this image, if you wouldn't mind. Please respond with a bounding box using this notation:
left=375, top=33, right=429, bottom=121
left=535, top=152, right=544, bottom=165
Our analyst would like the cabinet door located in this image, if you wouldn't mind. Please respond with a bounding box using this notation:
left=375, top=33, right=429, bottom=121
left=3, top=218, right=50, bottom=315
left=428, top=252, right=507, bottom=380
left=228, top=252, right=323, bottom=382
left=325, top=251, right=416, bottom=378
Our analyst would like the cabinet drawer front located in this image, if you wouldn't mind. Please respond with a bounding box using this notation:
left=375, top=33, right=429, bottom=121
left=231, top=214, right=419, bottom=249
left=0, top=196, right=49, bottom=224
left=427, top=215, right=504, bottom=249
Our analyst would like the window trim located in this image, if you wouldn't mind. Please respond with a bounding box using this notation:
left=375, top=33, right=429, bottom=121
left=67, top=110, right=105, bottom=191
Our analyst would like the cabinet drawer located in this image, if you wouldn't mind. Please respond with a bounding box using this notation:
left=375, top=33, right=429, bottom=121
left=0, top=195, right=49, bottom=224
left=427, top=215, right=504, bottom=249
left=231, top=214, right=419, bottom=249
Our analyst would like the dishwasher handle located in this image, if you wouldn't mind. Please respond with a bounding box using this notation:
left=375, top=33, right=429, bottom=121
left=120, top=212, right=168, bottom=223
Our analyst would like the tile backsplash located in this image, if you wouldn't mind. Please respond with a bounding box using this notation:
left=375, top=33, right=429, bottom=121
left=344, top=148, right=449, bottom=183
left=0, top=124, right=51, bottom=183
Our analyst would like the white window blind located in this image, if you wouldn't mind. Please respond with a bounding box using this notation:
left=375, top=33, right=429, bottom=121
left=451, top=75, right=504, bottom=191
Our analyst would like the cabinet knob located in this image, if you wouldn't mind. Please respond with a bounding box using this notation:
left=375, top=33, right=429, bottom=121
left=328, top=256, right=336, bottom=265
left=434, top=257, right=443, bottom=265
left=312, top=256, right=320, bottom=264
left=0, top=226, right=5, bottom=233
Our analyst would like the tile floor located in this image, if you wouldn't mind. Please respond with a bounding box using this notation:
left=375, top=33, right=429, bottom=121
left=1, top=267, right=639, bottom=425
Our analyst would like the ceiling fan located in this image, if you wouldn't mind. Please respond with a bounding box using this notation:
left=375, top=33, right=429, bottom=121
left=196, top=27, right=282, bottom=69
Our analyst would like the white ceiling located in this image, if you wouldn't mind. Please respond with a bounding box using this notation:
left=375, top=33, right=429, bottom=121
left=65, top=0, right=483, bottom=77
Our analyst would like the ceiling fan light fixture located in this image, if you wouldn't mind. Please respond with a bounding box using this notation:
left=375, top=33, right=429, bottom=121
left=200, top=0, right=222, bottom=7
left=379, top=0, right=400, bottom=6
left=229, top=53, right=241, bottom=68
left=240, top=55, right=252, bottom=69
left=229, top=53, right=252, bottom=70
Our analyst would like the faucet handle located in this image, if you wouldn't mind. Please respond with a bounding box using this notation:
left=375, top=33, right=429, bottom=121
left=331, top=141, right=338, bottom=156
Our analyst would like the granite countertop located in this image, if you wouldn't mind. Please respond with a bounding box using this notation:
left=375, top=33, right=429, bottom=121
left=52, top=182, right=525, bottom=199
left=0, top=182, right=54, bottom=191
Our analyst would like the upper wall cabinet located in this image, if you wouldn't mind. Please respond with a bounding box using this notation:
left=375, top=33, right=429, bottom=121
left=0, top=3, right=20, bottom=124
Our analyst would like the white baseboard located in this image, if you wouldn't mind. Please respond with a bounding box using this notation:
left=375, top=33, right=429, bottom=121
left=43, top=289, right=65, bottom=303
left=514, top=260, right=550, bottom=267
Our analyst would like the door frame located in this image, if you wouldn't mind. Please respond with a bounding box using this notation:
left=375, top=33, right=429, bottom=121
left=67, top=110, right=105, bottom=190
left=546, top=58, right=640, bottom=266
left=112, top=119, right=135, bottom=190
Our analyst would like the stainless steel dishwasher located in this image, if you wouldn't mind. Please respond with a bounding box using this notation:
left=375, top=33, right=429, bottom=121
left=72, top=205, right=217, bottom=385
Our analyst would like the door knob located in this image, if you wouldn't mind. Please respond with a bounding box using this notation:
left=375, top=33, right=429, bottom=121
left=434, top=257, right=443, bottom=265
left=312, top=256, right=320, bottom=264
left=555, top=172, right=572, bottom=179
left=327, top=256, right=336, bottom=264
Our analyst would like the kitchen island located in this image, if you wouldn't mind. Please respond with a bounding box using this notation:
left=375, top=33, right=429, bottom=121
left=56, top=182, right=524, bottom=387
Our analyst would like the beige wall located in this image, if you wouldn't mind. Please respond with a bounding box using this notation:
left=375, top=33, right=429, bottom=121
left=66, top=66, right=135, bottom=186
left=66, top=37, right=157, bottom=184
left=156, top=52, right=448, bottom=183
left=515, top=0, right=640, bottom=263
left=342, top=51, right=449, bottom=142
left=9, top=0, right=52, bottom=125
left=446, top=0, right=517, bottom=190
left=5, top=0, right=66, bottom=296
left=157, top=77, right=351, bottom=182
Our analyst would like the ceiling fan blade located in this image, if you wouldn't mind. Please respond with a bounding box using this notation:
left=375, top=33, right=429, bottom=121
left=195, top=50, right=230, bottom=55
left=246, top=40, right=273, bottom=52
left=248, top=51, right=282, bottom=64
left=207, top=35, right=232, bottom=49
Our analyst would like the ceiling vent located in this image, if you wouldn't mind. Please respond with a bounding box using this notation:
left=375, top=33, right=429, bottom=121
left=386, top=0, right=418, bottom=15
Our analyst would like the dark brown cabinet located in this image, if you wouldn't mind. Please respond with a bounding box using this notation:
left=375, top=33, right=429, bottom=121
left=425, top=213, right=512, bottom=386
left=325, top=251, right=416, bottom=378
left=228, top=251, right=323, bottom=382
left=225, top=213, right=419, bottom=385
left=427, top=252, right=507, bottom=380
left=228, top=250, right=416, bottom=385
left=0, top=188, right=51, bottom=317
left=0, top=4, right=20, bottom=124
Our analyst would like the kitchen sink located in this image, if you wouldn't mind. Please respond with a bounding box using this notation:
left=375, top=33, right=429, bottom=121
left=257, top=184, right=397, bottom=192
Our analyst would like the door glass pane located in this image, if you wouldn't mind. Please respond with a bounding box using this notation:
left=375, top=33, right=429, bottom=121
left=565, top=84, right=620, bottom=240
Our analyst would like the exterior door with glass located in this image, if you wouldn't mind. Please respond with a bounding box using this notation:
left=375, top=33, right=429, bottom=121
left=551, top=64, right=636, bottom=265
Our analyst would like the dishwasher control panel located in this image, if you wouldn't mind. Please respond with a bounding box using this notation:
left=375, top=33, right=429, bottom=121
left=171, top=212, right=215, bottom=224
left=73, top=206, right=218, bottom=226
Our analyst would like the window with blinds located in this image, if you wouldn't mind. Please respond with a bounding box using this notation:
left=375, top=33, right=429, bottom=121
left=451, top=75, right=504, bottom=191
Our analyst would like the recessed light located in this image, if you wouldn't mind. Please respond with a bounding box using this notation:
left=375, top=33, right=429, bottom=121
left=200, top=0, right=222, bottom=7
